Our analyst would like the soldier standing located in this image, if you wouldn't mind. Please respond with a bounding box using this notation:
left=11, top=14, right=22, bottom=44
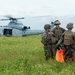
left=57, top=22, right=75, bottom=62
left=41, top=24, right=56, bottom=60
left=52, top=20, right=65, bottom=55
left=52, top=20, right=65, bottom=42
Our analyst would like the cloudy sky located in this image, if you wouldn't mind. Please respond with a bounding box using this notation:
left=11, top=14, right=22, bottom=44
left=0, top=0, right=75, bottom=30
left=0, top=0, right=75, bottom=16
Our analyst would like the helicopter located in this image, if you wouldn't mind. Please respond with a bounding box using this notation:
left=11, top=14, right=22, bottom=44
left=0, top=16, right=31, bottom=30
left=0, top=16, right=54, bottom=36
left=0, top=16, right=44, bottom=36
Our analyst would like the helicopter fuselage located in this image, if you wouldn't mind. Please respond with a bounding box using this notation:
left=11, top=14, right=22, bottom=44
left=0, top=16, right=44, bottom=36
left=3, top=21, right=29, bottom=30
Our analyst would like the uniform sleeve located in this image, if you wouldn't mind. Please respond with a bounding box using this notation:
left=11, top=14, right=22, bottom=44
left=41, top=32, right=47, bottom=44
left=45, top=34, right=52, bottom=41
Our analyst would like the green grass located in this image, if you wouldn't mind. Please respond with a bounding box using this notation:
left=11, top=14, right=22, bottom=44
left=0, top=35, right=75, bottom=75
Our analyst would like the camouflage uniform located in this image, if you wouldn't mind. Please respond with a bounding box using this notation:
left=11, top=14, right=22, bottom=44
left=57, top=22, right=75, bottom=62
left=52, top=20, right=65, bottom=41
left=52, top=20, right=65, bottom=55
left=41, top=24, right=56, bottom=60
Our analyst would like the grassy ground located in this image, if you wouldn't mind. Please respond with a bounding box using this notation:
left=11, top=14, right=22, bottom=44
left=0, top=35, right=75, bottom=75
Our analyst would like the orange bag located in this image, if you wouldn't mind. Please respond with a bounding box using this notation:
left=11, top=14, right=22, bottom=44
left=55, top=49, right=65, bottom=63
left=73, top=52, right=75, bottom=62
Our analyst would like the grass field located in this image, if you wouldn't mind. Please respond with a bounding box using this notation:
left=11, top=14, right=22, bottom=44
left=0, top=35, right=75, bottom=75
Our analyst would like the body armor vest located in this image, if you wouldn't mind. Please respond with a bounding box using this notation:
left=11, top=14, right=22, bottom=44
left=55, top=28, right=62, bottom=40
left=64, top=30, right=73, bottom=45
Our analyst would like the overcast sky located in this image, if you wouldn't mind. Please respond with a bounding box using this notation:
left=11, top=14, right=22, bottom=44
left=0, top=0, right=75, bottom=30
left=0, top=0, right=75, bottom=16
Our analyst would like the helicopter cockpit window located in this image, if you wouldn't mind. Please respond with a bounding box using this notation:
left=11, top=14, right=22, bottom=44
left=8, top=21, right=17, bottom=25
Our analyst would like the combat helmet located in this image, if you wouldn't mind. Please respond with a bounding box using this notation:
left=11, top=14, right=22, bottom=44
left=66, top=22, right=73, bottom=29
left=54, top=20, right=61, bottom=25
left=44, top=24, right=51, bottom=30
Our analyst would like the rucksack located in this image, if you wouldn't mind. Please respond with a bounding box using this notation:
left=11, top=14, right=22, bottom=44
left=64, top=30, right=73, bottom=45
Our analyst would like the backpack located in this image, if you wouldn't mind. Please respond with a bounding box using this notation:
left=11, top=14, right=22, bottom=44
left=64, top=30, right=73, bottom=45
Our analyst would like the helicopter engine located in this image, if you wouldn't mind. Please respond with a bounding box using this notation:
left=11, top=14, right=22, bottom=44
left=23, top=26, right=30, bottom=30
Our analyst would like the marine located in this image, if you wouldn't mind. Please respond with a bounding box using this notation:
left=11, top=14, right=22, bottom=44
left=57, top=22, right=75, bottom=62
left=52, top=20, right=65, bottom=55
left=41, top=24, right=56, bottom=60
left=52, top=20, right=65, bottom=42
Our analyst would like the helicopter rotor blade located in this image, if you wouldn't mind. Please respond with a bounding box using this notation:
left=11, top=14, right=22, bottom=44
left=0, top=19, right=10, bottom=21
left=15, top=17, right=24, bottom=19
left=4, top=15, right=24, bottom=20
left=0, top=16, right=24, bottom=21
left=6, top=16, right=24, bottom=20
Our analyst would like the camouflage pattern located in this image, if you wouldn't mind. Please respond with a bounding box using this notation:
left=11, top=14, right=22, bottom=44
left=64, top=30, right=73, bottom=45
left=51, top=21, right=65, bottom=57
left=57, top=30, right=75, bottom=46
left=44, top=45, right=53, bottom=60
left=64, top=45, right=74, bottom=62
left=57, top=36, right=74, bottom=62
left=41, top=28, right=56, bottom=60
left=52, top=27, right=65, bottom=42
left=56, top=23, right=75, bottom=62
